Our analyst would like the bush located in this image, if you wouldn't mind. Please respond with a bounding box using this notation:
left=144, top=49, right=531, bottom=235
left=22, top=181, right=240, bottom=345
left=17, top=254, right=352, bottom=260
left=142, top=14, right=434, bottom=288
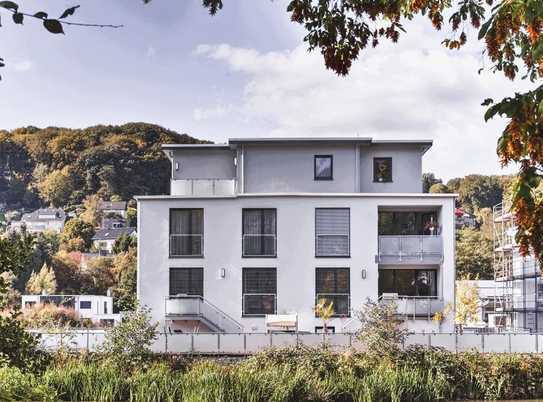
left=0, top=366, right=57, bottom=401
left=19, top=304, right=81, bottom=329
left=99, top=306, right=158, bottom=369
left=0, top=312, right=50, bottom=372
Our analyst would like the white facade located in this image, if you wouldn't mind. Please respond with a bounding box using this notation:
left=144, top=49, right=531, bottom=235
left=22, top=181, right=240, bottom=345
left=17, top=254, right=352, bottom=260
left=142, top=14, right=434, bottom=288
left=137, top=138, right=456, bottom=333
left=21, top=294, right=121, bottom=325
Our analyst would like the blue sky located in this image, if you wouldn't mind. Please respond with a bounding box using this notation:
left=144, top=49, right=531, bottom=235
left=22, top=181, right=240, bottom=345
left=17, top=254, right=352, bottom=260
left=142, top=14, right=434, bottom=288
left=0, top=0, right=525, bottom=180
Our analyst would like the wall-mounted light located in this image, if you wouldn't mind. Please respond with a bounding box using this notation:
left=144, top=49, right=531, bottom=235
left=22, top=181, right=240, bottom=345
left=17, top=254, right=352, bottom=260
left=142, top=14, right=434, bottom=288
left=219, top=268, right=226, bottom=279
left=361, top=269, right=367, bottom=279
left=233, top=156, right=238, bottom=167
left=175, top=162, right=180, bottom=171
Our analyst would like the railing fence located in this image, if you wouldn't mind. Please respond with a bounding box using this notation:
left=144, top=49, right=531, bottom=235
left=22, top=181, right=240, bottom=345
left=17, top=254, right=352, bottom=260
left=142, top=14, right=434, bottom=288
left=29, top=330, right=543, bottom=355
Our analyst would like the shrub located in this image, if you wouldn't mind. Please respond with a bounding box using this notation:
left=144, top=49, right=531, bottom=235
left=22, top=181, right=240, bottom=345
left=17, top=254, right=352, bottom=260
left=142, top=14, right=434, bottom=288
left=99, top=305, right=158, bottom=369
left=0, top=366, right=57, bottom=401
left=19, top=304, right=81, bottom=329
left=355, top=298, right=409, bottom=360
left=0, top=312, right=50, bottom=372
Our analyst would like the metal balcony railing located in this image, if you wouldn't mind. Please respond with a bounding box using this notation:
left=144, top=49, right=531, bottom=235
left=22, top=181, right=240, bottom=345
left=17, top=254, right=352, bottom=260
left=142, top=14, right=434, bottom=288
left=242, top=234, right=277, bottom=257
left=169, top=234, right=203, bottom=257
left=377, top=235, right=443, bottom=264
left=315, top=293, right=351, bottom=317
left=165, top=295, right=243, bottom=333
left=170, top=178, right=236, bottom=196
left=379, top=295, right=444, bottom=321
left=242, top=293, right=277, bottom=317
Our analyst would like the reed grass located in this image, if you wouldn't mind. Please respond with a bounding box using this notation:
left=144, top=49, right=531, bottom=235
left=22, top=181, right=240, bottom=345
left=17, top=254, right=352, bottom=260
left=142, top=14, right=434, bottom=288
left=3, top=345, right=543, bottom=401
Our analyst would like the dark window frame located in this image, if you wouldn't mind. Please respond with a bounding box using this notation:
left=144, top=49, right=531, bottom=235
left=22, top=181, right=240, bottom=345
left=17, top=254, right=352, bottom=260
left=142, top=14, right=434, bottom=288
left=378, top=269, right=438, bottom=297
left=242, top=268, right=277, bottom=317
left=373, top=157, right=393, bottom=183
left=315, top=267, right=351, bottom=317
left=315, top=208, right=351, bottom=258
left=169, top=267, right=204, bottom=297
left=314, top=155, right=334, bottom=181
left=242, top=208, right=277, bottom=258
left=80, top=301, right=92, bottom=309
left=169, top=208, right=204, bottom=258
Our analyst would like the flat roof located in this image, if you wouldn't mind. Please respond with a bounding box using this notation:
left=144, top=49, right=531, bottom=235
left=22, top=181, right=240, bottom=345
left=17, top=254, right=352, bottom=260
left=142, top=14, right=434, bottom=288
left=161, top=137, right=433, bottom=152
left=135, top=192, right=457, bottom=201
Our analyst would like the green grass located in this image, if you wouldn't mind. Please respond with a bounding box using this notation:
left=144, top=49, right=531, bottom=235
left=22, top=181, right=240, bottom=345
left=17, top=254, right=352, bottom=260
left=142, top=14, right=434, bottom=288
left=3, top=345, right=543, bottom=401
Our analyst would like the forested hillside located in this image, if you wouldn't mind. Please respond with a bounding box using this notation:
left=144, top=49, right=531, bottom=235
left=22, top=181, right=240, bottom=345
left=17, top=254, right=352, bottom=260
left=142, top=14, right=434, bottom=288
left=0, top=123, right=206, bottom=209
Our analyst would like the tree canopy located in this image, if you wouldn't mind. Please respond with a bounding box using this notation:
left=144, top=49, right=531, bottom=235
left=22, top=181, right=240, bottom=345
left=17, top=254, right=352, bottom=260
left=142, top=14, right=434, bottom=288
left=0, top=123, right=205, bottom=209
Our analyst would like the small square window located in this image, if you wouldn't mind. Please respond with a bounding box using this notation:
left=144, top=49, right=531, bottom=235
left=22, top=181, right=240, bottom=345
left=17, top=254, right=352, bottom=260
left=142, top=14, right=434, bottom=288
left=373, top=157, right=392, bottom=182
left=314, top=155, right=333, bottom=180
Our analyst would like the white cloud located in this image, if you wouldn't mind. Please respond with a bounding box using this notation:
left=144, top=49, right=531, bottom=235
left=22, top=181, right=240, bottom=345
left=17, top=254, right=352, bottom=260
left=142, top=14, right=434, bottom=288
left=12, top=60, right=33, bottom=72
left=193, top=104, right=232, bottom=121
left=195, top=21, right=529, bottom=181
left=146, top=46, right=156, bottom=57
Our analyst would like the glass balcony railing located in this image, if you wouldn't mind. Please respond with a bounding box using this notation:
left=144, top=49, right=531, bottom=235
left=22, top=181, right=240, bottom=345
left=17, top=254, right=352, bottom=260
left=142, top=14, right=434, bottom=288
left=171, top=178, right=236, bottom=196
left=377, top=235, right=443, bottom=264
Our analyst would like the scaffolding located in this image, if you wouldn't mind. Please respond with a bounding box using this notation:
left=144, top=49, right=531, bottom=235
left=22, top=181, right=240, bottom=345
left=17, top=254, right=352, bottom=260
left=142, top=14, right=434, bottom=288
left=493, top=202, right=543, bottom=332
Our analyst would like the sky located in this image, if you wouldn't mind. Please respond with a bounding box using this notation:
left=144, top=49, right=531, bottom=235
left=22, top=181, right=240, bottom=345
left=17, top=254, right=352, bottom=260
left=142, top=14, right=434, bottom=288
left=0, top=0, right=529, bottom=181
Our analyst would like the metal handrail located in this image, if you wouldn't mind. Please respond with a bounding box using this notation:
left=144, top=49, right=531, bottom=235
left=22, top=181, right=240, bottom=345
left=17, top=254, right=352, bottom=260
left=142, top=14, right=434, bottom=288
left=378, top=235, right=443, bottom=262
left=169, top=234, right=203, bottom=257
left=242, top=234, right=277, bottom=257
left=165, top=295, right=243, bottom=332
left=378, top=295, right=443, bottom=321
left=242, top=293, right=277, bottom=316
left=316, top=234, right=350, bottom=256
left=316, top=293, right=351, bottom=317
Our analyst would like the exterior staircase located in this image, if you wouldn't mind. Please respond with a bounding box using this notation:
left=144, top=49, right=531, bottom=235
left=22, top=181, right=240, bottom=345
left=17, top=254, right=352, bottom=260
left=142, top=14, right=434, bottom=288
left=165, top=295, right=243, bottom=333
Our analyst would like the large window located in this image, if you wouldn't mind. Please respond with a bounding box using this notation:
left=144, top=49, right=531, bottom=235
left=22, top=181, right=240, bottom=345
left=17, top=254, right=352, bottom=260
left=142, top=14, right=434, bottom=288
left=315, top=208, right=350, bottom=257
left=170, top=268, right=204, bottom=296
left=242, top=268, right=276, bottom=316
left=378, top=211, right=439, bottom=235
left=378, top=269, right=437, bottom=297
left=314, top=155, right=333, bottom=180
left=242, top=209, right=277, bottom=257
left=170, top=209, right=203, bottom=257
left=373, top=157, right=392, bottom=182
left=316, top=268, right=350, bottom=316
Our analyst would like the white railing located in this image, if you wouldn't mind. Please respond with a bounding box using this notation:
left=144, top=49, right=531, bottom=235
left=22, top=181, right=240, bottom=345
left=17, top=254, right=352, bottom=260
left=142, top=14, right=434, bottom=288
left=379, top=295, right=444, bottom=320
left=169, top=234, right=203, bottom=257
left=171, top=179, right=236, bottom=196
left=242, top=234, right=277, bottom=257
left=165, top=295, right=243, bottom=333
left=242, top=293, right=277, bottom=317
left=30, top=330, right=543, bottom=354
left=378, top=235, right=443, bottom=264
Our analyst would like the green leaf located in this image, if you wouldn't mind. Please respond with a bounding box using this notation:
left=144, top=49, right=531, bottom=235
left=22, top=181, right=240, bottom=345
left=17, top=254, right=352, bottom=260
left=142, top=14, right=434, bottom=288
left=481, top=98, right=494, bottom=106
left=33, top=11, right=48, bottom=19
left=59, top=5, right=80, bottom=19
left=12, top=12, right=23, bottom=24
left=0, top=1, right=18, bottom=11
left=477, top=14, right=495, bottom=40
left=484, top=103, right=502, bottom=121
left=43, top=19, right=64, bottom=34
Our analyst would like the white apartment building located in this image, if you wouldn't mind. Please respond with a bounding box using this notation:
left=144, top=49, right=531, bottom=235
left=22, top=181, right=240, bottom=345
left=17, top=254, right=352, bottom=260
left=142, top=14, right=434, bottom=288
left=137, top=138, right=456, bottom=333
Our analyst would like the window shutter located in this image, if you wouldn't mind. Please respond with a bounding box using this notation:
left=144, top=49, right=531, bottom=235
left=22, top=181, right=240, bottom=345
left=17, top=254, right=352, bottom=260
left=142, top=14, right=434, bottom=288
left=315, top=208, right=350, bottom=256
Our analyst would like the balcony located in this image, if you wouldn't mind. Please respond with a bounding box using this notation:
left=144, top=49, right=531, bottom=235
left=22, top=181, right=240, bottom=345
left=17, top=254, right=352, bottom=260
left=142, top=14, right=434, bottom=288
left=377, top=235, right=443, bottom=265
left=379, top=294, right=444, bottom=320
left=165, top=295, right=243, bottom=333
left=171, top=179, right=236, bottom=196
